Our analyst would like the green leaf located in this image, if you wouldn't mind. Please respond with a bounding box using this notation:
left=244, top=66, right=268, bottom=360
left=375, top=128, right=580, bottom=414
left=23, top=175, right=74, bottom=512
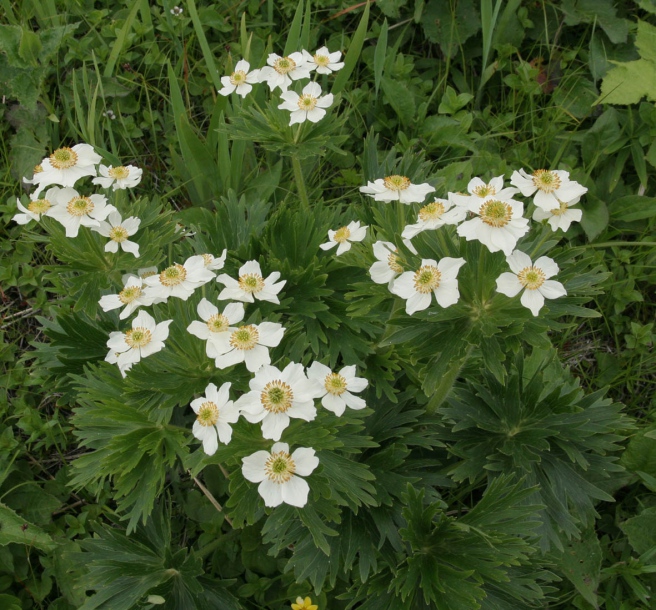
left=621, top=426, right=656, bottom=478
left=580, top=195, right=608, bottom=241
left=18, top=28, right=41, bottom=65
left=609, top=195, right=656, bottom=221
left=332, top=1, right=370, bottom=95
left=621, top=507, right=656, bottom=555
left=0, top=502, right=56, bottom=551
left=552, top=529, right=602, bottom=608
left=283, top=0, right=305, bottom=57
left=374, top=19, right=388, bottom=95
left=381, top=77, right=415, bottom=125
left=420, top=0, right=481, bottom=58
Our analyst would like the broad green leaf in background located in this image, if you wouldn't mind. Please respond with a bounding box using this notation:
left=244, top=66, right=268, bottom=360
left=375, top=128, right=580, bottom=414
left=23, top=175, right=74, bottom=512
left=0, top=502, right=56, bottom=552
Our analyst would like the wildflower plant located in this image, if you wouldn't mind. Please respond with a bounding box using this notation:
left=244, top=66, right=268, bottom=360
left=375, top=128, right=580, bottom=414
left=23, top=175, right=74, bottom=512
left=9, top=4, right=635, bottom=609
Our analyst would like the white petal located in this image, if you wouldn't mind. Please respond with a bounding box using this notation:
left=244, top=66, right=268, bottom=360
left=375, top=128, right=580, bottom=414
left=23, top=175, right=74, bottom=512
left=496, top=272, right=523, bottom=297
left=520, top=289, right=545, bottom=316
left=258, top=479, right=284, bottom=507
left=322, top=393, right=346, bottom=415
left=506, top=250, right=533, bottom=274
left=242, top=451, right=270, bottom=482
left=280, top=476, right=310, bottom=507
left=539, top=280, right=567, bottom=299
left=261, top=413, right=290, bottom=441
left=534, top=256, right=559, bottom=279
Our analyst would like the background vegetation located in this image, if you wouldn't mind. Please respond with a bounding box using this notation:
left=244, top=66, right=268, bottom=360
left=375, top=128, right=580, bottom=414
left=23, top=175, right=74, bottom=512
left=1, top=0, right=655, bottom=608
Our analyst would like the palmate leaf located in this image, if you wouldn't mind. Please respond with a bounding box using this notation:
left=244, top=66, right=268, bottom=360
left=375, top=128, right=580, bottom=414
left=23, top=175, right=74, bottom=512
left=440, top=347, right=632, bottom=551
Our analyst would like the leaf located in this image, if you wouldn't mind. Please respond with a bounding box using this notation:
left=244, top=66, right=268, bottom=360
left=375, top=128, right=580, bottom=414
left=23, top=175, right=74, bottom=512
left=609, top=195, right=656, bottom=222
left=381, top=77, right=416, bottom=125
left=374, top=19, right=388, bottom=95
left=580, top=195, right=608, bottom=241
left=621, top=507, right=656, bottom=555
left=421, top=0, right=481, bottom=58
left=621, top=426, right=656, bottom=478
left=560, top=0, right=629, bottom=44
left=552, top=529, right=602, bottom=608
left=0, top=502, right=56, bottom=552
left=332, top=0, right=370, bottom=95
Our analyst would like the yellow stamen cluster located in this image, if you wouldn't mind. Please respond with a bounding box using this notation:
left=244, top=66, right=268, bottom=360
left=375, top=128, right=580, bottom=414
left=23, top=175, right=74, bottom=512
left=532, top=169, right=561, bottom=193
left=206, top=313, right=230, bottom=333
left=197, top=401, right=219, bottom=427
left=479, top=200, right=512, bottom=228
left=387, top=251, right=403, bottom=273
left=229, top=325, right=259, bottom=350
left=273, top=57, right=296, bottom=75
left=27, top=199, right=51, bottom=215
left=265, top=450, right=296, bottom=483
left=108, top=166, right=130, bottom=180
left=333, top=226, right=351, bottom=243
left=324, top=372, right=347, bottom=396
left=517, top=266, right=546, bottom=290
left=550, top=201, right=569, bottom=216
left=66, top=196, right=94, bottom=217
left=383, top=175, right=411, bottom=191
left=314, top=54, right=330, bottom=66
left=118, top=285, right=142, bottom=304
left=125, top=327, right=152, bottom=348
left=472, top=184, right=495, bottom=198
left=229, top=70, right=247, bottom=85
left=418, top=201, right=445, bottom=222
left=160, top=264, right=187, bottom=286
left=109, top=226, right=129, bottom=242
left=261, top=380, right=294, bottom=414
left=238, top=273, right=265, bottom=294
left=49, top=147, right=78, bottom=170
left=297, top=93, right=318, bottom=112
left=413, top=265, right=441, bottom=294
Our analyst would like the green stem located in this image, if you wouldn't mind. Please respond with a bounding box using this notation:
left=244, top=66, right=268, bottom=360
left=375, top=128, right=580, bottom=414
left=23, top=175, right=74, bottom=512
left=530, top=226, right=554, bottom=258
left=425, top=345, right=474, bottom=415
left=377, top=297, right=405, bottom=347
left=291, top=155, right=310, bottom=209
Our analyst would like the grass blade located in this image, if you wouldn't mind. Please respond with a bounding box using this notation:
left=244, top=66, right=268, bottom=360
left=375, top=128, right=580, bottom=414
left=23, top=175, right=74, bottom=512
left=374, top=18, right=388, bottom=95
left=103, top=0, right=140, bottom=77
left=331, top=1, right=370, bottom=95
left=284, top=0, right=305, bottom=56
left=186, top=0, right=222, bottom=91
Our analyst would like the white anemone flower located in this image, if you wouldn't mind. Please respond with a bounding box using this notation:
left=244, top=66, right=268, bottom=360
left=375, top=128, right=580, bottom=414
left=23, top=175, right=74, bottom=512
left=218, top=59, right=260, bottom=97
left=278, top=81, right=334, bottom=126
left=449, top=175, right=519, bottom=208
left=212, top=321, right=285, bottom=372
left=22, top=164, right=43, bottom=186
left=258, top=52, right=312, bottom=92
left=216, top=260, right=286, bottom=304
left=369, top=240, right=411, bottom=288
left=236, top=363, right=321, bottom=441
left=319, top=220, right=368, bottom=255
left=306, top=362, right=368, bottom=416
left=360, top=175, right=435, bottom=204
left=186, top=299, right=245, bottom=359
left=510, top=168, right=588, bottom=211
left=456, top=198, right=529, bottom=256
left=242, top=442, right=319, bottom=508
left=12, top=187, right=59, bottom=225
left=391, top=257, right=466, bottom=315
left=190, top=382, right=240, bottom=455
left=33, top=144, right=101, bottom=190
left=92, top=164, right=143, bottom=190
left=200, top=250, right=227, bottom=271
left=105, top=310, right=172, bottom=377
left=302, top=47, right=345, bottom=74
left=47, top=187, right=115, bottom=238
left=99, top=274, right=155, bottom=320
left=144, top=255, right=216, bottom=301
left=532, top=197, right=583, bottom=232
left=496, top=251, right=567, bottom=316
left=401, top=198, right=468, bottom=239
left=92, top=211, right=141, bottom=257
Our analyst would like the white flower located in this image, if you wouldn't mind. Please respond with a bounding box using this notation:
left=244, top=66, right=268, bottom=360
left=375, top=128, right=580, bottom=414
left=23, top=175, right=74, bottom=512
left=12, top=187, right=59, bottom=225
left=92, top=164, right=143, bottom=190
left=22, top=164, right=43, bottom=186
left=532, top=197, right=583, bottom=232
left=103, top=109, right=116, bottom=120
left=241, top=442, right=319, bottom=508
left=212, top=320, right=285, bottom=372
left=186, top=299, right=245, bottom=358
left=278, top=81, right=333, bottom=126
left=369, top=241, right=404, bottom=287
left=33, top=144, right=101, bottom=190
left=99, top=274, right=155, bottom=319
left=216, top=260, right=286, bottom=304
left=218, top=59, right=260, bottom=97
left=92, top=211, right=141, bottom=257
left=391, top=257, right=466, bottom=315
left=190, top=382, right=240, bottom=455
left=258, top=52, right=312, bottom=92
left=200, top=250, right=227, bottom=271
left=105, top=310, right=171, bottom=376
left=319, top=220, right=367, bottom=255
left=496, top=251, right=567, bottom=316
left=449, top=175, right=519, bottom=208
left=302, top=47, right=344, bottom=74
left=236, top=363, right=321, bottom=441
left=306, top=362, right=367, bottom=416
left=360, top=175, right=435, bottom=204
left=171, top=6, right=183, bottom=16
left=47, top=187, right=115, bottom=238
left=144, top=255, right=216, bottom=301
left=510, top=168, right=588, bottom=211
left=456, top=198, right=529, bottom=256
left=401, top=198, right=468, bottom=239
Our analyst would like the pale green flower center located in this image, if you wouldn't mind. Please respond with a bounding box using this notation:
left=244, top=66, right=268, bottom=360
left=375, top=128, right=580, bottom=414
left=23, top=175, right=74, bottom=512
left=118, top=285, right=142, bottom=304
left=314, top=54, right=330, bottom=66
left=66, top=196, right=94, bottom=217
left=532, top=169, right=561, bottom=193
left=297, top=93, right=318, bottom=112
left=125, top=327, right=152, bottom=348
left=383, top=175, right=411, bottom=191
left=229, top=70, right=247, bottom=85
left=50, top=147, right=78, bottom=170
left=109, top=226, right=128, bottom=242
left=274, top=57, right=296, bottom=75
left=480, top=200, right=512, bottom=228
left=413, top=265, right=441, bottom=294
left=261, top=380, right=294, bottom=414
left=333, top=226, right=351, bottom=243
left=265, top=451, right=296, bottom=483
left=160, top=264, right=187, bottom=286
left=418, top=201, right=445, bottom=222
left=238, top=273, right=265, bottom=294
left=472, top=184, right=495, bottom=198
left=324, top=372, right=347, bottom=395
left=197, top=401, right=219, bottom=426
left=207, top=313, right=230, bottom=333
left=108, top=166, right=130, bottom=180
left=27, top=199, right=50, bottom=214
left=229, top=325, right=259, bottom=350
left=518, top=266, right=545, bottom=290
